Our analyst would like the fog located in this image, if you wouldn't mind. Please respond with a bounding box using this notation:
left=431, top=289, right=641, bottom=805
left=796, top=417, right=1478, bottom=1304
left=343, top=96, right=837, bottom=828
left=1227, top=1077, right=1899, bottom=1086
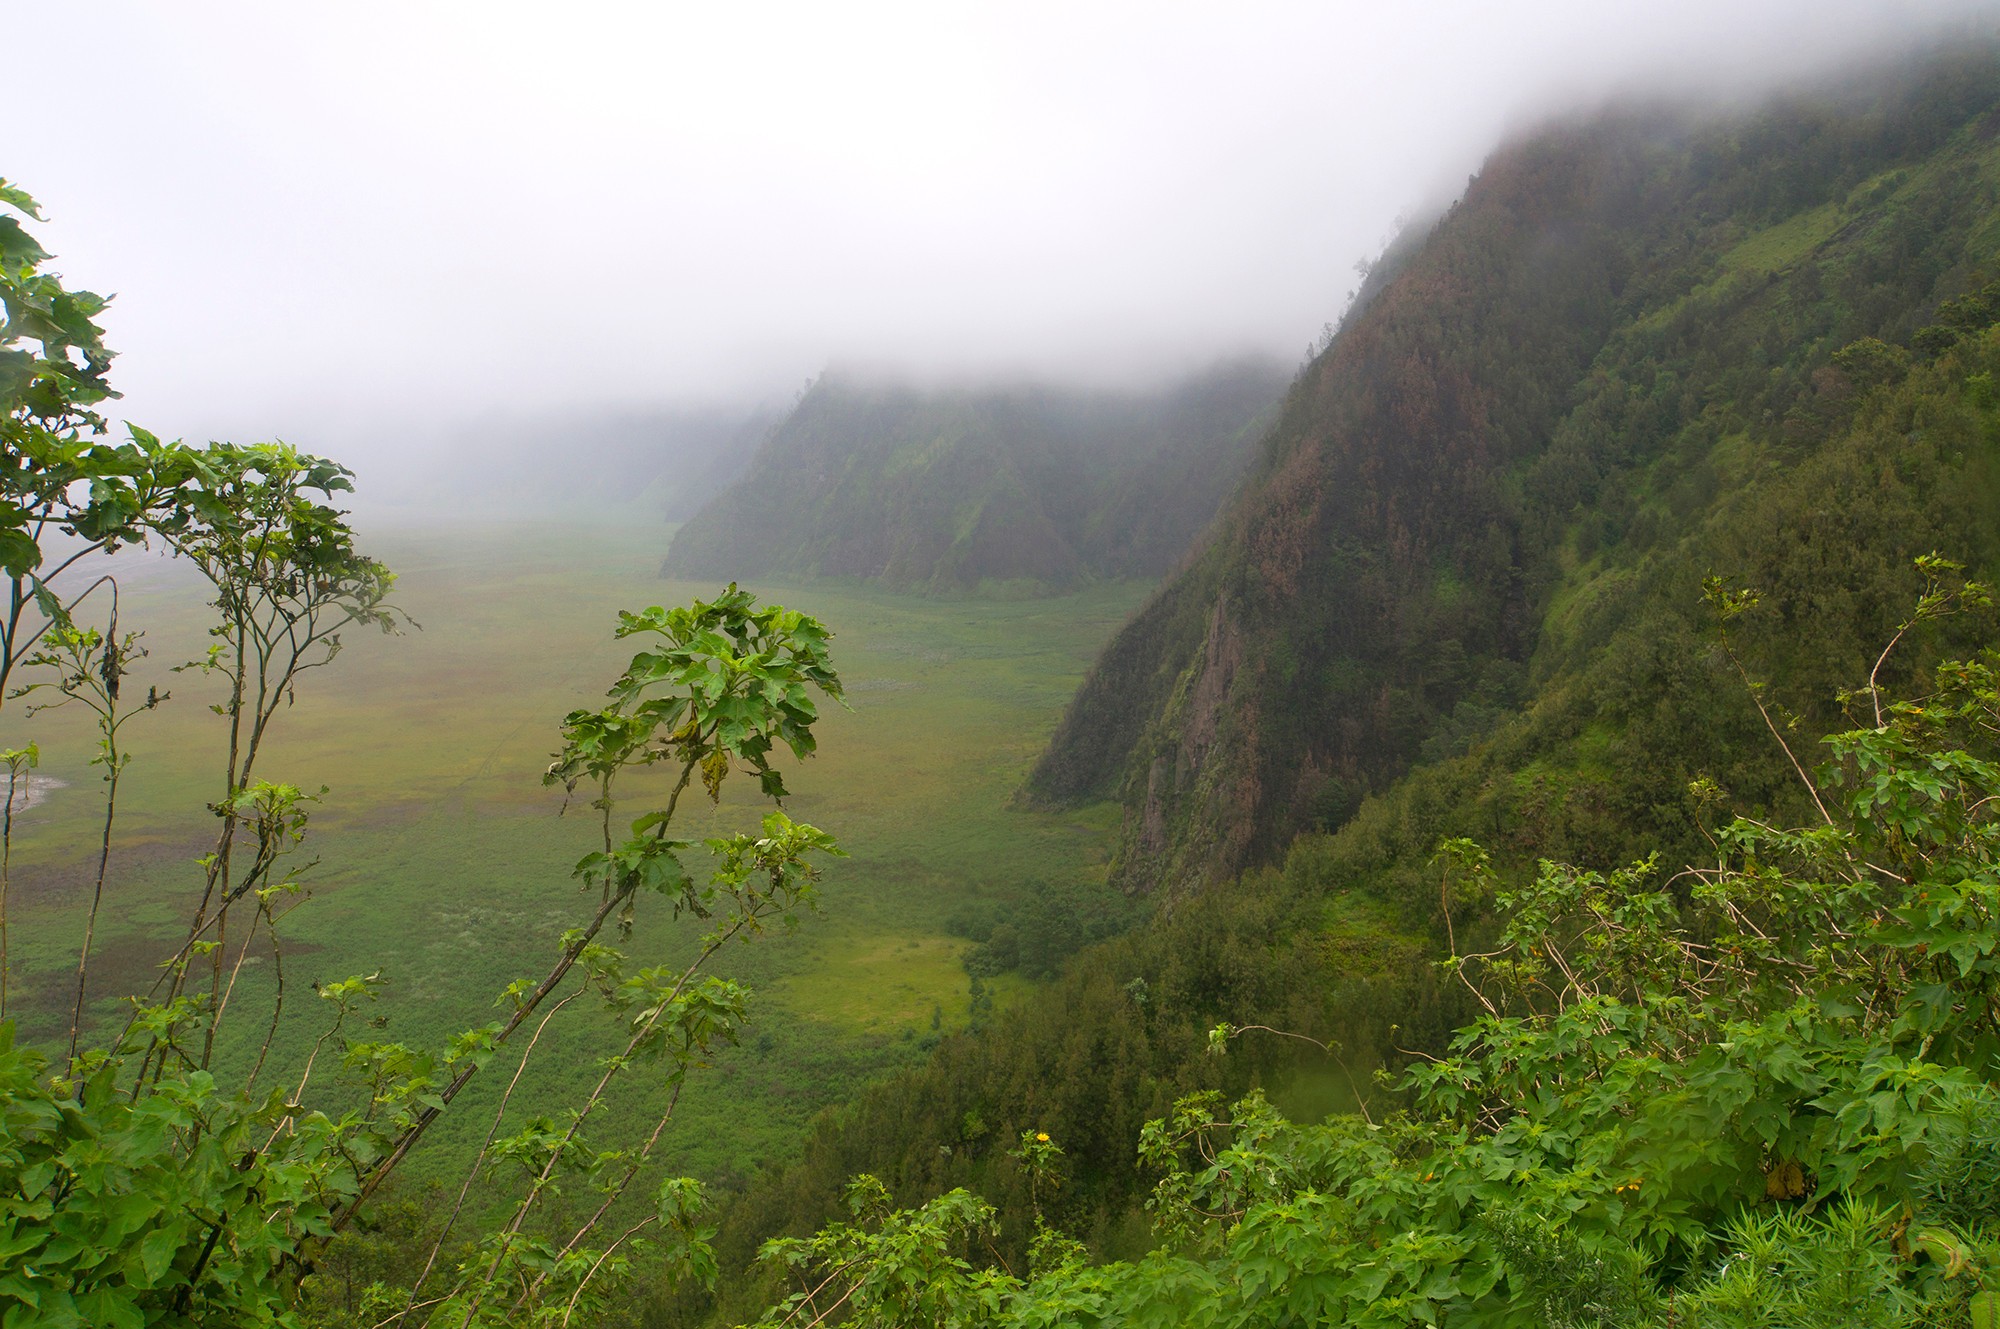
left=9, top=2, right=1998, bottom=496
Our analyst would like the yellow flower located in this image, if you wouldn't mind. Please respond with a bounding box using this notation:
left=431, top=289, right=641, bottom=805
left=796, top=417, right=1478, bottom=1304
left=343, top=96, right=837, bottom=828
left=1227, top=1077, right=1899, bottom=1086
left=1035, top=1132, right=1050, bottom=1142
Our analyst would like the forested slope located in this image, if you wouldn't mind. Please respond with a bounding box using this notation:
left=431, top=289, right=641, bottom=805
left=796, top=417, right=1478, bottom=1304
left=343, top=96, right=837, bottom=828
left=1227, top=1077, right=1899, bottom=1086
left=675, top=314, right=2000, bottom=1324
left=661, top=362, right=1286, bottom=592
left=1028, top=49, right=2000, bottom=894
left=658, top=44, right=2000, bottom=1327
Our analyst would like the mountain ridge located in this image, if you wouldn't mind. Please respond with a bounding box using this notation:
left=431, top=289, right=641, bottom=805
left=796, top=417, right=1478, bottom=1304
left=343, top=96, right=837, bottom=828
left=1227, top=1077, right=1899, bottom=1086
left=660, top=361, right=1288, bottom=593
left=1028, top=48, right=2000, bottom=894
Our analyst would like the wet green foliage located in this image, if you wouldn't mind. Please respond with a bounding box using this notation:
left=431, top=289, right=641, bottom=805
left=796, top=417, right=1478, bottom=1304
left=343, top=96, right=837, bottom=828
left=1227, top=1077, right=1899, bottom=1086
left=0, top=578, right=847, bottom=1329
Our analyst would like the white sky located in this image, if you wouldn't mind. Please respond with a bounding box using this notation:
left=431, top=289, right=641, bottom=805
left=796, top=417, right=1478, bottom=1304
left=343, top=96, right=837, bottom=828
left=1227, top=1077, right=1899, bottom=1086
left=9, top=2, right=1998, bottom=484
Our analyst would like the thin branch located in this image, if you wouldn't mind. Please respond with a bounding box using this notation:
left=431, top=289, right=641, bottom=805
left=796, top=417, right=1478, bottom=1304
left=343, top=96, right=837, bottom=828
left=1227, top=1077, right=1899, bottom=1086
left=522, top=1069, right=693, bottom=1312
left=556, top=1214, right=659, bottom=1329
left=329, top=884, right=636, bottom=1233
left=400, top=983, right=590, bottom=1324
left=1722, top=650, right=1835, bottom=826
left=461, top=908, right=764, bottom=1326
left=1226, top=1025, right=1374, bottom=1125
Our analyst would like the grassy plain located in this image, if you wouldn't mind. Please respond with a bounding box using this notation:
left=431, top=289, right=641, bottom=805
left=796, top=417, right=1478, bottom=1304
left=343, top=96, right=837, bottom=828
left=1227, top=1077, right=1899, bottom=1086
left=0, top=517, right=1145, bottom=1183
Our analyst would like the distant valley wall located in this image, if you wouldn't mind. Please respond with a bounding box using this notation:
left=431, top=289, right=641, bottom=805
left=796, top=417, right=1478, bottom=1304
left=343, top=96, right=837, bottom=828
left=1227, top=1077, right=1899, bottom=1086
left=660, top=362, right=1288, bottom=592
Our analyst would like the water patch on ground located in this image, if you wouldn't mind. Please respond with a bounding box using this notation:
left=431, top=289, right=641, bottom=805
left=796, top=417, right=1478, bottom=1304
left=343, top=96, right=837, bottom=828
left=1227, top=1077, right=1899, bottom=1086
left=4, top=773, right=69, bottom=816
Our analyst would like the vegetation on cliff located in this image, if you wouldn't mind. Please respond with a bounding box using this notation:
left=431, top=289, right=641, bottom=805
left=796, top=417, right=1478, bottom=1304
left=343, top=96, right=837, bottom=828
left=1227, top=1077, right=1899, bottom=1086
left=1030, top=48, right=2000, bottom=896
left=732, top=613, right=2000, bottom=1326
left=666, top=43, right=2000, bottom=1328
left=681, top=334, right=2000, bottom=1329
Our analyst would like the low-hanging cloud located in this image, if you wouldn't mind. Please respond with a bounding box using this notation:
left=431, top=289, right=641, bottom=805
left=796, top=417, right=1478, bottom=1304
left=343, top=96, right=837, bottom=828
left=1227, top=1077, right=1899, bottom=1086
left=10, top=1, right=1997, bottom=487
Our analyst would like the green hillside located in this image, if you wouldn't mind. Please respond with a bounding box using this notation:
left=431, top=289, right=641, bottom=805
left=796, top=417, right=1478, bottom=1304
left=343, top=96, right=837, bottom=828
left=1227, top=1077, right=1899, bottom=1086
left=1029, top=47, right=2000, bottom=896
left=661, top=362, right=1286, bottom=593
left=660, top=44, right=2000, bottom=1328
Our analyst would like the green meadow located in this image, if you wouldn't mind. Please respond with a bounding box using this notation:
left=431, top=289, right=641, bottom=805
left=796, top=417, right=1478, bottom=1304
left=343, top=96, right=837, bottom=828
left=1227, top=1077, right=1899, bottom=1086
left=0, top=517, right=1147, bottom=1183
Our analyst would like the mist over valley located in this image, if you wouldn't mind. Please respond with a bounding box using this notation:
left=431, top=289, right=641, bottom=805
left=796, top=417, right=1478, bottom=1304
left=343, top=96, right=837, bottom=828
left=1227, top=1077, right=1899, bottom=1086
left=7, top=7, right=2000, bottom=1327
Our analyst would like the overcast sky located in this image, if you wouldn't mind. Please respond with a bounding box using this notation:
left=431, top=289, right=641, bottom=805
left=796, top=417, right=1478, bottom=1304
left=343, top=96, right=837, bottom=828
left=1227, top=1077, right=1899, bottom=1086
left=9, top=2, right=1998, bottom=483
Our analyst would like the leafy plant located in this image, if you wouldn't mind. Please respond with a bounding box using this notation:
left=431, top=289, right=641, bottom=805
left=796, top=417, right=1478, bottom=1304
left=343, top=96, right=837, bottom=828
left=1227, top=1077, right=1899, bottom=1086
left=0, top=181, right=217, bottom=697
left=0, top=188, right=848, bottom=1329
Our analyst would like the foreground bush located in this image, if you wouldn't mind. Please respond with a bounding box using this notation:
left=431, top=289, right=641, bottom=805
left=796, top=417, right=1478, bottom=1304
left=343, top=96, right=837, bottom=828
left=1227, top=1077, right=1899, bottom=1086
left=748, top=567, right=2000, bottom=1327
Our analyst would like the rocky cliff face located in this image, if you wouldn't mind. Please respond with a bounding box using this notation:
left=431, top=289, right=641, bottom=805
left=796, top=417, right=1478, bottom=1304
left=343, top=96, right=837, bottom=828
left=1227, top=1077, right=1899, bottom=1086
left=1029, top=50, right=2000, bottom=895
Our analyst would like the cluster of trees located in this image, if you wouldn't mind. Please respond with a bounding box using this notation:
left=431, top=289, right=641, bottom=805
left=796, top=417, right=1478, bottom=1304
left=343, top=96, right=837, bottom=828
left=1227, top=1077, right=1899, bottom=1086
left=653, top=845, right=1449, bottom=1325
left=946, top=880, right=1135, bottom=983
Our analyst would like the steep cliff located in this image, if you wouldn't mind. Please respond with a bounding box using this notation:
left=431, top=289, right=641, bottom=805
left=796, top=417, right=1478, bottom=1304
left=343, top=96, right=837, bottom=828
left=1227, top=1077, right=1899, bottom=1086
left=1029, top=48, right=2000, bottom=894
